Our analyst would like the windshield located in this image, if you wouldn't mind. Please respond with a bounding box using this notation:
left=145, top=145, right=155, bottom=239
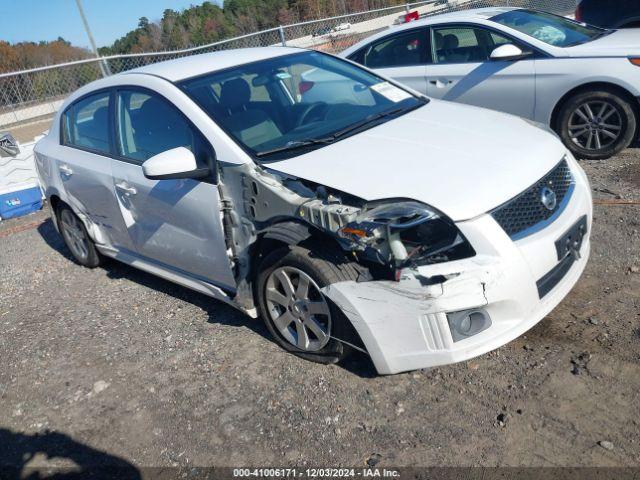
left=491, top=9, right=608, bottom=47
left=179, top=51, right=425, bottom=160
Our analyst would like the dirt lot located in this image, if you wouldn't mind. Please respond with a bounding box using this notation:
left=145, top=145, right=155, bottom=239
left=1, top=149, right=639, bottom=474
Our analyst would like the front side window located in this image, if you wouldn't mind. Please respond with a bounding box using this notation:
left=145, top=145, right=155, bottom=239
left=359, top=29, right=430, bottom=68
left=63, top=92, right=111, bottom=154
left=116, top=90, right=204, bottom=164
left=432, top=26, right=514, bottom=64
left=491, top=9, right=607, bottom=47
left=180, top=51, right=425, bottom=160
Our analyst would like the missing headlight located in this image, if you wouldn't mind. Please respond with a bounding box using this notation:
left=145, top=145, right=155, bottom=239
left=399, top=216, right=475, bottom=267
left=338, top=200, right=475, bottom=270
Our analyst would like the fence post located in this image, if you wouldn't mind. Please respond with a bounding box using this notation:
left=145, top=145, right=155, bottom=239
left=405, top=3, right=410, bottom=12
left=278, top=25, right=287, bottom=46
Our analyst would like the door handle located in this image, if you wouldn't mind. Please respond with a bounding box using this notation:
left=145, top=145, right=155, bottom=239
left=115, top=182, right=137, bottom=196
left=59, top=164, right=73, bottom=177
left=429, top=79, right=453, bottom=87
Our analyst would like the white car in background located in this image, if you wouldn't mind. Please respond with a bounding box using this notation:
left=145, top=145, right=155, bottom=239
left=342, top=7, right=640, bottom=160
left=333, top=22, right=352, bottom=32
left=35, top=47, right=591, bottom=375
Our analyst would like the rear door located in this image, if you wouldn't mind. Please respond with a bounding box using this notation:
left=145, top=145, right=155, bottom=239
left=58, top=90, right=135, bottom=250
left=348, top=27, right=431, bottom=94
left=425, top=25, right=536, bottom=119
left=110, top=87, right=235, bottom=291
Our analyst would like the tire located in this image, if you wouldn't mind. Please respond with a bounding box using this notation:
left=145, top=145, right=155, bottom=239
left=255, top=245, right=361, bottom=365
left=57, top=205, right=101, bottom=268
left=556, top=89, right=637, bottom=160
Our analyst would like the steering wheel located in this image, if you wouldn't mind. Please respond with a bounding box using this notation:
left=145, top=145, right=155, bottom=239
left=296, top=102, right=328, bottom=127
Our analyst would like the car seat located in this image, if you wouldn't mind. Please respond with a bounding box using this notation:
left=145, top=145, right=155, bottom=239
left=132, top=96, right=193, bottom=160
left=218, top=78, right=282, bottom=149
left=437, top=33, right=469, bottom=63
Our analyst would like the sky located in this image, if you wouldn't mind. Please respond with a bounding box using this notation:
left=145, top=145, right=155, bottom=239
left=0, top=0, right=221, bottom=49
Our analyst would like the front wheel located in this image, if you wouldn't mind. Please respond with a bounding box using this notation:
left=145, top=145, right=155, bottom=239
left=556, top=89, right=636, bottom=160
left=255, top=245, right=361, bottom=364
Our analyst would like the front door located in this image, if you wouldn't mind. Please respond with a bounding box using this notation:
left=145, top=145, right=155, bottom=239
left=425, top=25, right=536, bottom=119
left=111, top=88, right=236, bottom=291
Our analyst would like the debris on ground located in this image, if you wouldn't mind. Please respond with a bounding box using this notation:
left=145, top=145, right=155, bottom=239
left=598, top=440, right=614, bottom=451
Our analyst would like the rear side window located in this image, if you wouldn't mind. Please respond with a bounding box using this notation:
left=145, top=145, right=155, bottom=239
left=432, top=26, right=514, bottom=64
left=116, top=89, right=212, bottom=170
left=355, top=29, right=430, bottom=68
left=62, top=92, right=111, bottom=154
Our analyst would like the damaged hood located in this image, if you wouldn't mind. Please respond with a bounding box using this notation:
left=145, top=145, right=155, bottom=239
left=266, top=99, right=567, bottom=222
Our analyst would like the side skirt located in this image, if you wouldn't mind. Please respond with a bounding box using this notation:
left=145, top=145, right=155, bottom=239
left=95, top=245, right=258, bottom=318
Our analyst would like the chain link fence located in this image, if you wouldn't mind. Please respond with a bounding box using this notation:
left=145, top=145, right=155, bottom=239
left=0, top=0, right=576, bottom=136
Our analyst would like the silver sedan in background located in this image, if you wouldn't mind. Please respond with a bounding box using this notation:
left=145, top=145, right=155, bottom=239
left=341, top=7, right=640, bottom=160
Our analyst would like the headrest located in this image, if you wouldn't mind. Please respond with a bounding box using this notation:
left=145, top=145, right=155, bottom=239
left=443, top=34, right=459, bottom=50
left=137, top=96, right=181, bottom=133
left=220, top=78, right=251, bottom=110
left=92, top=106, right=109, bottom=127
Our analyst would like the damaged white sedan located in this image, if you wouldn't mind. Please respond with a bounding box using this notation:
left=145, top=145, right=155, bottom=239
left=34, top=47, right=592, bottom=374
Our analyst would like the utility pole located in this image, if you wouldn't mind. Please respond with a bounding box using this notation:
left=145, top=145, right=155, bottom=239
left=74, top=0, right=111, bottom=77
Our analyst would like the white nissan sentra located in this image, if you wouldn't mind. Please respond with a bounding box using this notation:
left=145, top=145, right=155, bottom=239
left=34, top=47, right=592, bottom=374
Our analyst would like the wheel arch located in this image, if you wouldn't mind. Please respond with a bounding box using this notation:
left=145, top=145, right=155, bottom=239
left=47, top=193, right=64, bottom=232
left=550, top=81, right=640, bottom=133
left=249, top=220, right=348, bottom=280
left=249, top=219, right=370, bottom=357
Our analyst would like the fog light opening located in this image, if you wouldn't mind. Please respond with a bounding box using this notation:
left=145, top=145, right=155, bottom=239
left=447, top=309, right=492, bottom=342
left=459, top=315, right=472, bottom=334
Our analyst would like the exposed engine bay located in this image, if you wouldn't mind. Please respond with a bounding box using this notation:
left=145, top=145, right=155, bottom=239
left=217, top=161, right=476, bottom=308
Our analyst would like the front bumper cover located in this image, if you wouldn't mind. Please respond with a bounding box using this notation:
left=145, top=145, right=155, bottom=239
left=322, top=157, right=593, bottom=375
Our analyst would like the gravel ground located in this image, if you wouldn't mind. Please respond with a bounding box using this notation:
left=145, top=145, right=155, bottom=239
left=0, top=149, right=639, bottom=473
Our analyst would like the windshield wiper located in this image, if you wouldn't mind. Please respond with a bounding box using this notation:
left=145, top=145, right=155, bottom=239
left=331, top=107, right=406, bottom=140
left=255, top=103, right=422, bottom=158
left=256, top=137, right=334, bottom=157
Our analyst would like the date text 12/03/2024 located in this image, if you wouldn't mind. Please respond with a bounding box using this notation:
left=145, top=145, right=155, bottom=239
left=233, top=468, right=401, bottom=478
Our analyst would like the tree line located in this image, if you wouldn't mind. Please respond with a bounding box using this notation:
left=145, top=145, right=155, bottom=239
left=0, top=38, right=92, bottom=74
left=0, top=0, right=407, bottom=73
left=99, top=0, right=408, bottom=55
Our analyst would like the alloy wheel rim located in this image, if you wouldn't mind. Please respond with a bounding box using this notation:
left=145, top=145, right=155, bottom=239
left=568, top=100, right=623, bottom=151
left=265, top=266, right=331, bottom=352
left=60, top=210, right=89, bottom=260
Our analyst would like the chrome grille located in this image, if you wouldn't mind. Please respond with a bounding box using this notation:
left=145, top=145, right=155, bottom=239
left=491, top=159, right=574, bottom=239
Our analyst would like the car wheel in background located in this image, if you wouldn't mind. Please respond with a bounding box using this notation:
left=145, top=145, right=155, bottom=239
left=255, top=245, right=362, bottom=365
left=57, top=205, right=101, bottom=267
left=557, top=89, right=637, bottom=160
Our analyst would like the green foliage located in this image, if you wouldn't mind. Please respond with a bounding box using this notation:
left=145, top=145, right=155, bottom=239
left=0, top=38, right=92, bottom=74
left=97, top=0, right=408, bottom=55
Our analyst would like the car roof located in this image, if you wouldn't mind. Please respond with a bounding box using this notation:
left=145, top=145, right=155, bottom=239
left=380, top=6, right=518, bottom=34
left=412, top=6, right=516, bottom=23
left=125, top=46, right=303, bottom=82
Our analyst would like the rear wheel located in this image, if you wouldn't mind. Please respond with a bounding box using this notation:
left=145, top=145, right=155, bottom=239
left=255, top=245, right=361, bottom=364
left=57, top=205, right=101, bottom=267
left=557, top=89, right=636, bottom=160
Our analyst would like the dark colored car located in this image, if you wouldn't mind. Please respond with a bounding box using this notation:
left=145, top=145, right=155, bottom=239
left=312, top=26, right=332, bottom=37
left=576, top=0, right=640, bottom=28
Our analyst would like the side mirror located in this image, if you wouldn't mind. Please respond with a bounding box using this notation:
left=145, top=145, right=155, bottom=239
left=142, top=147, right=210, bottom=180
left=490, top=44, right=528, bottom=61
